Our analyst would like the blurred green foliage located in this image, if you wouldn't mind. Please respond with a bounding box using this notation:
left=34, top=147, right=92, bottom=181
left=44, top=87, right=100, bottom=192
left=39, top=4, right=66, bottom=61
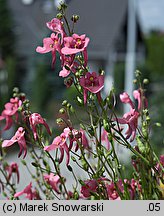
left=145, top=32, right=164, bottom=80
left=0, top=0, right=15, bottom=59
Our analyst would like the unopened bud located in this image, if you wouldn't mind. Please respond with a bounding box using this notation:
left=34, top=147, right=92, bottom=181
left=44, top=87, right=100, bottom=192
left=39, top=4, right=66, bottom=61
left=143, top=79, right=149, bottom=84
left=62, top=100, right=68, bottom=106
left=76, top=96, right=83, bottom=106
left=155, top=122, right=162, bottom=127
left=71, top=14, right=80, bottom=23
left=135, top=70, right=142, bottom=78
left=59, top=108, right=66, bottom=114
left=56, top=13, right=63, bottom=19
left=133, top=79, right=137, bottom=84
left=13, top=87, right=19, bottom=93
left=56, top=118, right=64, bottom=125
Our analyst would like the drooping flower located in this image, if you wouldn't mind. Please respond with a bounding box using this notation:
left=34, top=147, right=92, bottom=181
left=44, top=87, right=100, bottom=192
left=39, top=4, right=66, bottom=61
left=133, top=89, right=148, bottom=110
left=2, top=127, right=27, bottom=158
left=117, top=109, right=139, bottom=142
left=44, top=128, right=70, bottom=165
left=14, top=182, right=39, bottom=200
left=44, top=173, right=61, bottom=193
left=0, top=97, right=22, bottom=130
left=5, top=162, right=20, bottom=184
left=29, top=113, right=51, bottom=140
left=79, top=72, right=104, bottom=104
left=36, top=33, right=62, bottom=68
left=120, top=92, right=134, bottom=109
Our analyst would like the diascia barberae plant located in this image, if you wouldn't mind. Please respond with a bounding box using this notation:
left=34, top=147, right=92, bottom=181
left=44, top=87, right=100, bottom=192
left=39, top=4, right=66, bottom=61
left=0, top=3, right=164, bottom=200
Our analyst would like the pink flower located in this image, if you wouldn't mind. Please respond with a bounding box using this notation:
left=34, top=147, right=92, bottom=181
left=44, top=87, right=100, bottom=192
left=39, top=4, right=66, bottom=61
left=80, top=128, right=90, bottom=150
left=46, top=18, right=66, bottom=42
left=5, top=162, right=20, bottom=183
left=14, top=182, right=39, bottom=200
left=106, top=182, right=121, bottom=200
left=61, top=34, right=89, bottom=66
left=36, top=33, right=62, bottom=68
left=133, top=89, right=148, bottom=110
left=81, top=179, right=98, bottom=198
left=44, top=128, right=70, bottom=165
left=120, top=92, right=134, bottom=109
left=2, top=127, right=27, bottom=158
left=0, top=97, right=22, bottom=130
left=101, top=128, right=110, bottom=150
left=61, top=33, right=89, bottom=54
left=59, top=55, right=79, bottom=77
left=117, top=109, right=139, bottom=142
left=29, top=113, right=51, bottom=140
left=44, top=173, right=61, bottom=193
left=79, top=72, right=104, bottom=104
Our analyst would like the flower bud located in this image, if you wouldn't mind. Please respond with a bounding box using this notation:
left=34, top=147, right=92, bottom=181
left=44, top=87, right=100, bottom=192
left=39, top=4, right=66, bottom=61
left=59, top=108, right=66, bottom=114
left=70, top=106, right=75, bottom=113
left=143, top=78, right=149, bottom=85
left=67, top=165, right=73, bottom=172
left=56, top=13, right=63, bottom=19
left=103, top=119, right=110, bottom=132
left=31, top=162, right=39, bottom=167
left=135, top=70, right=142, bottom=78
left=71, top=156, right=76, bottom=162
left=133, top=79, right=137, bottom=84
left=71, top=14, right=80, bottom=23
left=13, top=87, right=19, bottom=93
left=62, top=100, right=68, bottom=106
left=155, top=122, right=162, bottom=127
left=56, top=118, right=64, bottom=125
left=76, top=96, right=83, bottom=106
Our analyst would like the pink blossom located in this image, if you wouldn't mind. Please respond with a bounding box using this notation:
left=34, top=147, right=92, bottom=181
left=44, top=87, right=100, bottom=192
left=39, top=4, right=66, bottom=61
left=117, top=109, right=139, bottom=142
left=46, top=18, right=66, bottom=42
left=44, top=128, right=70, bottom=165
left=14, top=182, right=39, bottom=200
left=59, top=55, right=79, bottom=77
left=80, top=128, right=90, bottom=150
left=61, top=34, right=89, bottom=66
left=79, top=72, right=104, bottom=104
left=5, top=162, right=20, bottom=183
left=81, top=179, right=98, bottom=198
left=101, top=128, right=110, bottom=150
left=61, top=33, right=89, bottom=54
left=36, top=33, right=62, bottom=68
left=44, top=173, right=61, bottom=193
left=2, top=127, right=27, bottom=158
left=106, top=181, right=121, bottom=200
left=29, top=113, right=51, bottom=140
left=133, top=89, right=148, bottom=110
left=0, top=97, right=22, bottom=130
left=120, top=92, right=134, bottom=109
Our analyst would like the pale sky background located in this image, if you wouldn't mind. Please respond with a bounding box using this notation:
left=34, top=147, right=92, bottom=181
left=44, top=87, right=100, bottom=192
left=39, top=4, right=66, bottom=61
left=138, top=0, right=164, bottom=33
